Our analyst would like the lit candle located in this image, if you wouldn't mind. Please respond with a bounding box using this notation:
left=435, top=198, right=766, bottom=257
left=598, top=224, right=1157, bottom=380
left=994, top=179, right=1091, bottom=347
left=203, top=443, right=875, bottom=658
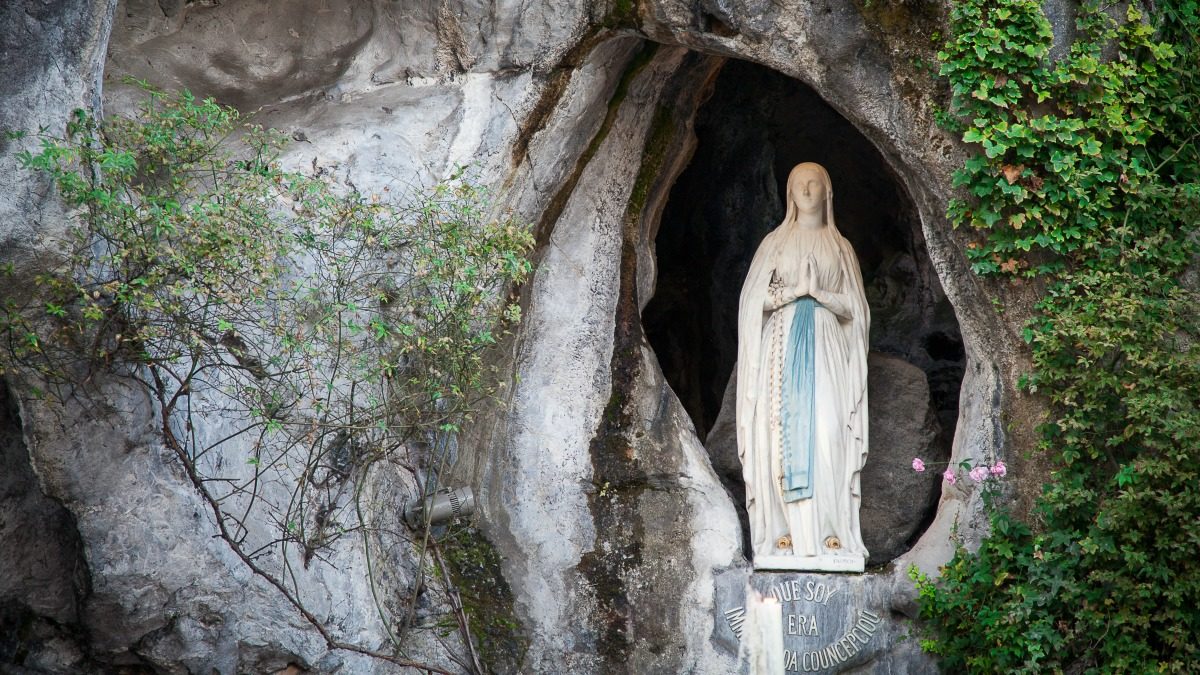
left=740, top=590, right=785, bottom=674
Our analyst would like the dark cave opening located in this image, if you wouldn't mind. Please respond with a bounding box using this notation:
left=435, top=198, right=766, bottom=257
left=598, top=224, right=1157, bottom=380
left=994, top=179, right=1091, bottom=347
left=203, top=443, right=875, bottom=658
left=642, top=59, right=965, bottom=564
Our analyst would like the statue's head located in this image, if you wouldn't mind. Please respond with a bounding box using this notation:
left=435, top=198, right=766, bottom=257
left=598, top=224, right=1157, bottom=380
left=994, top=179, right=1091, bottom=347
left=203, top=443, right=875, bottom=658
left=785, top=162, right=833, bottom=226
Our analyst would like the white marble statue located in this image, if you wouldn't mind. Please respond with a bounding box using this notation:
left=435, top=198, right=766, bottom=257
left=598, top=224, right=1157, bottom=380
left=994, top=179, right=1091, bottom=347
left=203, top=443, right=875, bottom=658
left=736, top=162, right=870, bottom=572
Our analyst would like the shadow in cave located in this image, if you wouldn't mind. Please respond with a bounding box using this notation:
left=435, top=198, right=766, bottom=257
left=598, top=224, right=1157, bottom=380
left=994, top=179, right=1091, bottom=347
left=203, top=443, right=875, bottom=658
left=643, top=59, right=965, bottom=565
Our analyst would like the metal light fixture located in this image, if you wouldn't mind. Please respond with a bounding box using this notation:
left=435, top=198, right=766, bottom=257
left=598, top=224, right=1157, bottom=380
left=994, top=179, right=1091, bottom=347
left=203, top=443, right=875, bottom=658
left=403, top=487, right=475, bottom=528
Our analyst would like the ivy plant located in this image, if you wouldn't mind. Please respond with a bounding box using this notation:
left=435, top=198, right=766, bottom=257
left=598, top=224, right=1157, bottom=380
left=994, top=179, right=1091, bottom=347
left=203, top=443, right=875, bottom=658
left=915, top=0, right=1200, bottom=672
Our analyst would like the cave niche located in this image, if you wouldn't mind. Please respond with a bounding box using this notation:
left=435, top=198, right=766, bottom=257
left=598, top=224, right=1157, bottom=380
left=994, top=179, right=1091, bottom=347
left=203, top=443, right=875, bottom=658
left=643, top=59, right=964, bottom=564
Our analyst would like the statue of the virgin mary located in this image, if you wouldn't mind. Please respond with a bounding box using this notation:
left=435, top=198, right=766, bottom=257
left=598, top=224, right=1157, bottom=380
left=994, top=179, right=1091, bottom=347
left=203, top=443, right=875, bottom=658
left=736, top=162, right=870, bottom=572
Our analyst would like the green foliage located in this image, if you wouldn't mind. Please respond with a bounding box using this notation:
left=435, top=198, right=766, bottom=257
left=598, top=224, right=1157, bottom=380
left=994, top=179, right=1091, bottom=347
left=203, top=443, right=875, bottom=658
left=0, top=85, right=533, bottom=664
left=440, top=526, right=527, bottom=672
left=939, top=0, right=1199, bottom=276
left=3, top=88, right=532, bottom=429
left=916, top=1, right=1200, bottom=672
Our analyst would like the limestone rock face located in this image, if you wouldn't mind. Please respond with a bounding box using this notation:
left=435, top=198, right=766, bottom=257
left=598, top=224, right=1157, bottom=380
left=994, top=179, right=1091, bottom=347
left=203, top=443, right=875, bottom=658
left=476, top=46, right=743, bottom=673
left=0, top=0, right=1055, bottom=671
left=0, top=0, right=116, bottom=264
left=1, top=3, right=118, bottom=667
left=0, top=388, right=88, bottom=672
left=859, top=354, right=941, bottom=563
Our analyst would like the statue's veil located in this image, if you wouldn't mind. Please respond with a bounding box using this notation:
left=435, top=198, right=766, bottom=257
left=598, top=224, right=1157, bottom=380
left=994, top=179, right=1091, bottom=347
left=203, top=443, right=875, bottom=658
left=782, top=162, right=836, bottom=230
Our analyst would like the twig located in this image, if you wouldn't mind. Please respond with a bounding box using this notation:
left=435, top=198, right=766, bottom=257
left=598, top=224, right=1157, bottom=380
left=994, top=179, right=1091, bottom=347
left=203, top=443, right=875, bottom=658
left=149, top=366, right=453, bottom=675
left=432, top=539, right=486, bottom=675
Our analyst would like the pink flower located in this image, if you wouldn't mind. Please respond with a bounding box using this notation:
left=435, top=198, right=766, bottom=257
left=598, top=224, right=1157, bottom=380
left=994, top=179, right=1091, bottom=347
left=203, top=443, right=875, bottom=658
left=969, top=466, right=989, bottom=482
left=990, top=461, right=1007, bottom=477
left=912, top=457, right=926, bottom=472
left=942, top=468, right=956, bottom=485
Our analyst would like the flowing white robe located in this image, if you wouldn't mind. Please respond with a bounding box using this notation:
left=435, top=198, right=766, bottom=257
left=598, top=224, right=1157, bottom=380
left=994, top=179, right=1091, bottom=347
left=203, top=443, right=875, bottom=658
left=735, top=223, right=869, bottom=570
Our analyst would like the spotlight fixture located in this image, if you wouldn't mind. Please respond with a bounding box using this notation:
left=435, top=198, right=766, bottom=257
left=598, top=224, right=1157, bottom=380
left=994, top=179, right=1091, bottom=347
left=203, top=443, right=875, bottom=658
left=403, top=487, right=475, bottom=528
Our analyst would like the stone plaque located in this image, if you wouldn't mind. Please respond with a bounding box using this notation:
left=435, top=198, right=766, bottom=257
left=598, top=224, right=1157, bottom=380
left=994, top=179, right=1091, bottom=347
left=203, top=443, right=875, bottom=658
left=713, top=568, right=895, bottom=673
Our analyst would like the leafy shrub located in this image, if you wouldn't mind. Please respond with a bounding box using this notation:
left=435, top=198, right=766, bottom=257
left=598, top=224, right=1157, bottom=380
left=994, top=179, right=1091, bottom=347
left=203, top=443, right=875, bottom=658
left=914, top=1, right=1200, bottom=672
left=1, top=84, right=533, bottom=667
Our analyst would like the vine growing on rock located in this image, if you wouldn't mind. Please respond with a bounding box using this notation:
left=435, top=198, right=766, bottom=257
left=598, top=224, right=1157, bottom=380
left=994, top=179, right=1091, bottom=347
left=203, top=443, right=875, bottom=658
left=913, top=0, right=1200, bottom=672
left=1, top=85, right=532, bottom=672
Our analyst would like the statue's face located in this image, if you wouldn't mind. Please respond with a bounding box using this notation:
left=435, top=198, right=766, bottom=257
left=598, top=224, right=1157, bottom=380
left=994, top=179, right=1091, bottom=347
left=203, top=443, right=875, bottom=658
left=790, top=168, right=826, bottom=216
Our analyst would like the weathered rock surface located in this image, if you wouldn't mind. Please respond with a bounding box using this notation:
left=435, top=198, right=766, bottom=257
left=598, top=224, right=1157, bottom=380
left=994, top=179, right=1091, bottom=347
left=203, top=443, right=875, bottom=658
left=0, top=0, right=1058, bottom=671
left=859, top=355, right=941, bottom=562
left=1, top=0, right=114, bottom=669
left=476, top=44, right=744, bottom=673
left=0, top=0, right=116, bottom=267
left=0, top=388, right=89, bottom=671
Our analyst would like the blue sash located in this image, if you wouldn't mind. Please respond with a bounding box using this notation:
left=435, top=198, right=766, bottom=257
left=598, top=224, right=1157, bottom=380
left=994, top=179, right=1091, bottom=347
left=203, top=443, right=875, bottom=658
left=782, top=297, right=818, bottom=502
